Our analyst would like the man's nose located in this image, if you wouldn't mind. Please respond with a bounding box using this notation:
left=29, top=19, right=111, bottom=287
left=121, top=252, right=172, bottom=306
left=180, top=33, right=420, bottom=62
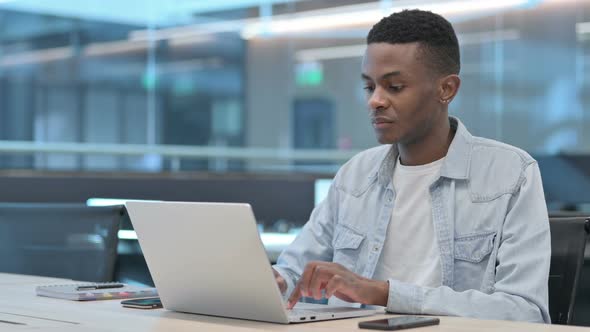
left=368, top=87, right=388, bottom=110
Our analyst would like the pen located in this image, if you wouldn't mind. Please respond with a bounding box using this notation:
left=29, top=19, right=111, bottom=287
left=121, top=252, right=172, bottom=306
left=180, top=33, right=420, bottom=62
left=76, top=283, right=125, bottom=291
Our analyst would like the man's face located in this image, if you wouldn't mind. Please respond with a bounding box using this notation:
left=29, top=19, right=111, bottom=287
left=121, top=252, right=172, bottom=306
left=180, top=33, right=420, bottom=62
left=361, top=42, right=443, bottom=145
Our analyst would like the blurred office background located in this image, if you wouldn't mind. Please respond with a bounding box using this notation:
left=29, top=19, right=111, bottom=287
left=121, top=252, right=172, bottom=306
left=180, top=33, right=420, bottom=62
left=0, top=0, right=588, bottom=208
left=0, top=0, right=590, bottom=323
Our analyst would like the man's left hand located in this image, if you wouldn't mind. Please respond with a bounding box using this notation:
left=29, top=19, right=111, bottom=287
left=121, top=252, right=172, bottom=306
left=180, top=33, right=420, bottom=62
left=286, top=261, right=388, bottom=309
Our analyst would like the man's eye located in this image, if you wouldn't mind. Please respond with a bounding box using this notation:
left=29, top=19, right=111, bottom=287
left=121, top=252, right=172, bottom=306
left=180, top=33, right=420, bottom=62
left=363, top=86, right=374, bottom=93
left=389, top=85, right=404, bottom=92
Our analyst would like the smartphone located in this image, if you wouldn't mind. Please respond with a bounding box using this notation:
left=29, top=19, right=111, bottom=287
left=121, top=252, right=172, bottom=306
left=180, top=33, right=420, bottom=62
left=121, top=297, right=162, bottom=309
left=358, top=316, right=440, bottom=330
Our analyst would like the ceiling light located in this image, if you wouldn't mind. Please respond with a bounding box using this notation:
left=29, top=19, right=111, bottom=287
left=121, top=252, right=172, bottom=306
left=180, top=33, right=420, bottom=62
left=0, top=47, right=73, bottom=67
left=84, top=40, right=150, bottom=57
left=242, top=0, right=531, bottom=39
left=128, top=0, right=533, bottom=42
left=295, top=29, right=521, bottom=62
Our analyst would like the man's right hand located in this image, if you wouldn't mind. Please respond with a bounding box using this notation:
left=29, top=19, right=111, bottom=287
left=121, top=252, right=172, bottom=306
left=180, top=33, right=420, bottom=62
left=272, top=268, right=287, bottom=294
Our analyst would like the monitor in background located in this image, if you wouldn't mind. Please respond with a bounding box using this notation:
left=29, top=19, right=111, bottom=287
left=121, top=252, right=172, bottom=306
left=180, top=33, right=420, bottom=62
left=0, top=203, right=123, bottom=282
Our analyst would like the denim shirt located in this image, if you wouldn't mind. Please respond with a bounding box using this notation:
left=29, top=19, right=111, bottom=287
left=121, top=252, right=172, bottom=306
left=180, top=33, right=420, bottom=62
left=273, top=117, right=551, bottom=323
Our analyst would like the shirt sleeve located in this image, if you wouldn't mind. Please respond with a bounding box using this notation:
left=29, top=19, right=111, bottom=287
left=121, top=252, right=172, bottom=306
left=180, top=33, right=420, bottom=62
left=386, top=162, right=551, bottom=323
left=272, top=181, right=338, bottom=299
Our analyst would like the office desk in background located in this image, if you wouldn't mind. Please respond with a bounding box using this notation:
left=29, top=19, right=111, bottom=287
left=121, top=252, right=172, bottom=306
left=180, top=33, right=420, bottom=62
left=0, top=273, right=588, bottom=332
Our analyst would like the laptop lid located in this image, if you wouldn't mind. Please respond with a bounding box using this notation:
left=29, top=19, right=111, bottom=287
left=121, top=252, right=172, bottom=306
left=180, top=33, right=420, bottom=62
left=125, top=201, right=288, bottom=323
left=125, top=201, right=290, bottom=323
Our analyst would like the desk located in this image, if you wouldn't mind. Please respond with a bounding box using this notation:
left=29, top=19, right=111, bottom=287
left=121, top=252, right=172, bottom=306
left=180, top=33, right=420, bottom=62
left=0, top=273, right=588, bottom=332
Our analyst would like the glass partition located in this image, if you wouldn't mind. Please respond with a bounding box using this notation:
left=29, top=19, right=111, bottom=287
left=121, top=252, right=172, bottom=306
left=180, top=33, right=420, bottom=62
left=0, top=0, right=588, bottom=178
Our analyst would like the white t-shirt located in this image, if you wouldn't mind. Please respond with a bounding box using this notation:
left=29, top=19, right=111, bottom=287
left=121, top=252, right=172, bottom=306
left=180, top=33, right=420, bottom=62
left=372, top=156, right=444, bottom=288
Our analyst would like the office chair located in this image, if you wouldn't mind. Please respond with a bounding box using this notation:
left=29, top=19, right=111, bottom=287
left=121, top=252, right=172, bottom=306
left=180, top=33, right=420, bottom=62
left=0, top=203, right=124, bottom=282
left=548, top=216, right=590, bottom=325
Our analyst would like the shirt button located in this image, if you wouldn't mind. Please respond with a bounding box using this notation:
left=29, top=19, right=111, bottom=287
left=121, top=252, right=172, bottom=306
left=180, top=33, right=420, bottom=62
left=373, top=246, right=379, bottom=252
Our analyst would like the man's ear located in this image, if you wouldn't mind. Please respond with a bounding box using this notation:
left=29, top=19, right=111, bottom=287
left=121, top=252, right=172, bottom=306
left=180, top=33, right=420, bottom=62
left=438, top=74, right=461, bottom=105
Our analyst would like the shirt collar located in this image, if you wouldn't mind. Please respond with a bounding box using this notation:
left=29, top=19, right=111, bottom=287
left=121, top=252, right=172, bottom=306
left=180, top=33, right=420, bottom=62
left=439, top=117, right=472, bottom=180
left=376, top=116, right=473, bottom=187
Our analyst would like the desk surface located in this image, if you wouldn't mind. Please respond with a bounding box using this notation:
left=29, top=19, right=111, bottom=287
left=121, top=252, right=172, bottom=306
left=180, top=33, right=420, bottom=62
left=0, top=273, right=588, bottom=332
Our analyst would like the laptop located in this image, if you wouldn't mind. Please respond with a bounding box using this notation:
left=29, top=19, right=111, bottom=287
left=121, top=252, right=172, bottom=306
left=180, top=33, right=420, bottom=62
left=125, top=200, right=376, bottom=324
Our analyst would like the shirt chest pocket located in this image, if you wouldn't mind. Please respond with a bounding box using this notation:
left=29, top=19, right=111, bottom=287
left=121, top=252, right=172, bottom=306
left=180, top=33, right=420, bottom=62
left=453, top=232, right=496, bottom=291
left=332, top=225, right=365, bottom=271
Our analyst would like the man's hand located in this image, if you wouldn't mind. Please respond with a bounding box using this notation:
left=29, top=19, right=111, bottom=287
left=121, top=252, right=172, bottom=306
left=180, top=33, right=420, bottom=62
left=286, top=261, right=388, bottom=309
left=272, top=268, right=287, bottom=294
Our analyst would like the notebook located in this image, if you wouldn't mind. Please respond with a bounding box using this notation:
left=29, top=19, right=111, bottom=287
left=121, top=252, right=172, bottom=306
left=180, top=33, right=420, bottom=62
left=35, top=282, right=158, bottom=301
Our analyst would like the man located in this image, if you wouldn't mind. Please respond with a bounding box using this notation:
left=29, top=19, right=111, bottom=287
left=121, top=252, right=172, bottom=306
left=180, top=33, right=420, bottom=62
left=272, top=9, right=551, bottom=323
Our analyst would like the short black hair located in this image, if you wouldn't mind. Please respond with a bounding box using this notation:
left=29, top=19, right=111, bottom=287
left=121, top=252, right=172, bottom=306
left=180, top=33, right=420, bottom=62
left=367, top=9, right=460, bottom=75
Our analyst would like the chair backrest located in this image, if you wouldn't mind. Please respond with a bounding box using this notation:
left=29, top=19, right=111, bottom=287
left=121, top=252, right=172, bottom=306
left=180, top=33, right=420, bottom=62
left=548, top=216, right=590, bottom=324
left=0, top=203, right=124, bottom=282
